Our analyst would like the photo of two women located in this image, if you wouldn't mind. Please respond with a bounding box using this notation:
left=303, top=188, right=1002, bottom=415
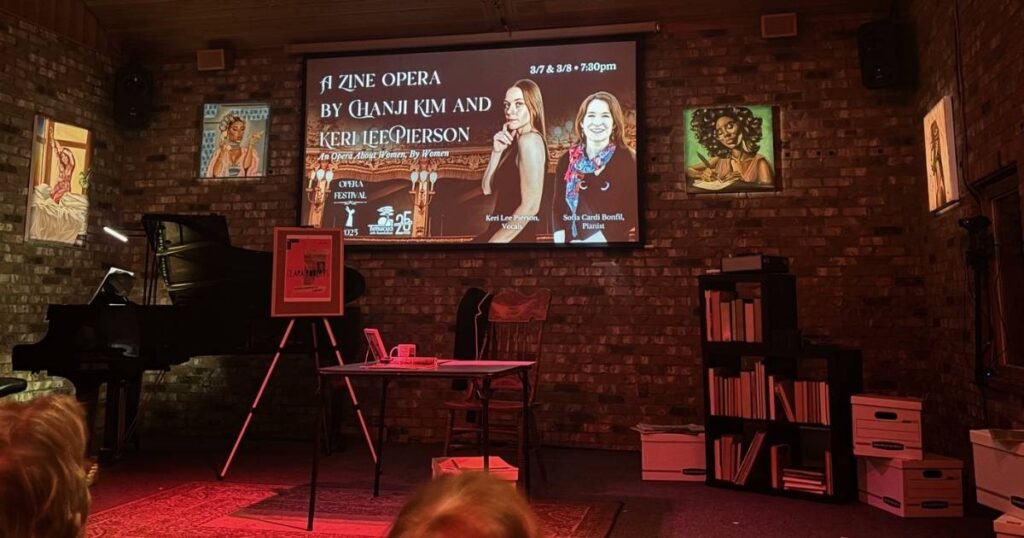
left=476, top=79, right=638, bottom=245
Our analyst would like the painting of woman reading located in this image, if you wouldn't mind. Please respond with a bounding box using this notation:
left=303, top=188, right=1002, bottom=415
left=684, top=105, right=778, bottom=194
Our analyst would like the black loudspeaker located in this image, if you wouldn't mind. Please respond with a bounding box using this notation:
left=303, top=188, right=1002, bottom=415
left=114, top=66, right=154, bottom=128
left=857, top=20, right=916, bottom=89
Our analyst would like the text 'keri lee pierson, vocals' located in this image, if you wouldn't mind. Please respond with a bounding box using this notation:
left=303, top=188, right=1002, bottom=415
left=301, top=39, right=641, bottom=247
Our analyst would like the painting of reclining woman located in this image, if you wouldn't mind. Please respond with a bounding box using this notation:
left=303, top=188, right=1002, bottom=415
left=26, top=116, right=92, bottom=246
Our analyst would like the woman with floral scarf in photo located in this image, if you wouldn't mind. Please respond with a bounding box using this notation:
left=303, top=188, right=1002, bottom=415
left=552, top=91, right=637, bottom=243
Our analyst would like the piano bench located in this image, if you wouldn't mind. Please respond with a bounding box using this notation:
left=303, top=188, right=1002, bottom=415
left=0, top=377, right=28, bottom=398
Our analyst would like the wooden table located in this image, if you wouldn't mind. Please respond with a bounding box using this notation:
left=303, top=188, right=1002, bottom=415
left=307, top=359, right=535, bottom=530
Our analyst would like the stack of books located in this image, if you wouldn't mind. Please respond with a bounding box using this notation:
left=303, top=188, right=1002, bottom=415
left=769, top=446, right=833, bottom=496
left=781, top=464, right=832, bottom=495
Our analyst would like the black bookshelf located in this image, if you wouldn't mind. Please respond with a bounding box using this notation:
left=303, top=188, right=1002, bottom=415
left=699, top=272, right=864, bottom=502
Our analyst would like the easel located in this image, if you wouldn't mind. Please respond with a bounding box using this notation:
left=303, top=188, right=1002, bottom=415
left=219, top=226, right=375, bottom=480
left=218, top=316, right=377, bottom=479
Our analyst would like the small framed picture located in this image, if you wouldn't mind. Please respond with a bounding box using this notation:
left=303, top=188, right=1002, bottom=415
left=26, top=115, right=93, bottom=246
left=923, top=96, right=960, bottom=212
left=271, top=227, right=345, bottom=317
left=684, top=105, right=780, bottom=194
left=198, top=102, right=270, bottom=179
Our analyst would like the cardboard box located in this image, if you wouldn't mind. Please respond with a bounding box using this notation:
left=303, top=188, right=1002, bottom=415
left=641, top=432, right=706, bottom=481
left=996, top=514, right=1024, bottom=538
left=971, top=429, right=1024, bottom=518
left=857, top=454, right=963, bottom=518
left=852, top=394, right=923, bottom=460
left=431, top=456, right=518, bottom=483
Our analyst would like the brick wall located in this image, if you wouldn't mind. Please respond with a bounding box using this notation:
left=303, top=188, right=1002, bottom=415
left=7, top=9, right=973, bottom=452
left=909, top=0, right=1024, bottom=462
left=0, top=11, right=123, bottom=397
left=107, top=12, right=934, bottom=448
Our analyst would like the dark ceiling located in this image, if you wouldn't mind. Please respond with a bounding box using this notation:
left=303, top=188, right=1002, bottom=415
left=80, top=0, right=889, bottom=54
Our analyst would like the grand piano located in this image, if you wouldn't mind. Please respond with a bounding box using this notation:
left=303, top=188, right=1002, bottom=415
left=13, top=214, right=365, bottom=461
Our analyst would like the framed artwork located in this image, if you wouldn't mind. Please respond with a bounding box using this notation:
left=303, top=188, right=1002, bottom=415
left=198, top=102, right=270, bottom=179
left=271, top=227, right=344, bottom=317
left=26, top=116, right=93, bottom=246
left=923, top=96, right=960, bottom=212
left=684, top=105, right=779, bottom=194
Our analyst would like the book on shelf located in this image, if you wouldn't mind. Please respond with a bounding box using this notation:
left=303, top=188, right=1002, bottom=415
left=769, top=444, right=790, bottom=489
left=734, top=431, right=767, bottom=485
left=702, top=288, right=763, bottom=344
left=707, top=359, right=768, bottom=419
left=714, top=434, right=744, bottom=481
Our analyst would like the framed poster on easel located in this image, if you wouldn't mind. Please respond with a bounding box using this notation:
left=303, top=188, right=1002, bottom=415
left=224, top=226, right=375, bottom=486
left=271, top=227, right=344, bottom=317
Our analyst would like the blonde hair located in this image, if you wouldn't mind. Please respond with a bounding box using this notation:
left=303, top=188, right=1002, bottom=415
left=387, top=472, right=540, bottom=538
left=0, top=395, right=91, bottom=538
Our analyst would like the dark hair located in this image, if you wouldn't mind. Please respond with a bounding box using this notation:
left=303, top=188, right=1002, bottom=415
left=219, top=114, right=245, bottom=133
left=690, top=106, right=764, bottom=158
left=573, top=91, right=627, bottom=147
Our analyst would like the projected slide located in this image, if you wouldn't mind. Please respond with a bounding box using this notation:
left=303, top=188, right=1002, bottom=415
left=302, top=39, right=639, bottom=247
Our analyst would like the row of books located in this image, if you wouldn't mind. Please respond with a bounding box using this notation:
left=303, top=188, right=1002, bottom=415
left=703, top=290, right=763, bottom=343
left=713, top=431, right=767, bottom=485
left=769, top=377, right=831, bottom=425
left=707, top=366, right=831, bottom=426
left=708, top=363, right=768, bottom=419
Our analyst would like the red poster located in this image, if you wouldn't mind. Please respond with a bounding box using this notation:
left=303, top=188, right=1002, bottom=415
left=283, top=234, right=333, bottom=302
left=271, top=227, right=344, bottom=317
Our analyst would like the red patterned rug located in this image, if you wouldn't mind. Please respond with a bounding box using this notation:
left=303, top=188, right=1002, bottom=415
left=86, top=482, right=620, bottom=537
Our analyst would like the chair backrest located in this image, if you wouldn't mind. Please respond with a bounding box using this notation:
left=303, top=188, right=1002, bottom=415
left=480, top=288, right=551, bottom=403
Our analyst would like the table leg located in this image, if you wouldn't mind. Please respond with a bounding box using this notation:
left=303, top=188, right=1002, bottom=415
left=374, top=377, right=390, bottom=497
left=481, top=377, right=491, bottom=472
left=307, top=375, right=324, bottom=531
left=520, top=368, right=531, bottom=495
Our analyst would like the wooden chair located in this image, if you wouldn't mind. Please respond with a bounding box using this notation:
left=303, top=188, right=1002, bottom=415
left=442, top=288, right=551, bottom=481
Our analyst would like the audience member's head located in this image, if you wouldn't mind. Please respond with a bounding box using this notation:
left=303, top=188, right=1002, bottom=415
left=0, top=395, right=91, bottom=538
left=387, top=472, right=540, bottom=538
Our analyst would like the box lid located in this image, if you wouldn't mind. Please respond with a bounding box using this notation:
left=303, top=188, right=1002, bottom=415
left=642, top=432, right=705, bottom=443
left=882, top=453, right=963, bottom=470
left=970, top=429, right=1024, bottom=457
left=851, top=394, right=923, bottom=411
left=996, top=514, right=1024, bottom=537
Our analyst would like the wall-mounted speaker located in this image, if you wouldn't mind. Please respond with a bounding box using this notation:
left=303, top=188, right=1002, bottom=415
left=857, top=20, right=917, bottom=89
left=197, top=49, right=230, bottom=71
left=114, top=66, right=154, bottom=129
left=761, top=13, right=798, bottom=39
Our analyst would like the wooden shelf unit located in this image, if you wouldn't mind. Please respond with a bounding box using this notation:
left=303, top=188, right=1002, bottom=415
left=699, top=273, right=864, bottom=502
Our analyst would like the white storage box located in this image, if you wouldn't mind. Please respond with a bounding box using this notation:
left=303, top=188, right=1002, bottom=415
left=996, top=514, right=1024, bottom=538
left=970, top=429, right=1024, bottom=518
left=431, top=456, right=518, bottom=483
left=852, top=394, right=923, bottom=460
left=641, top=432, right=706, bottom=481
left=857, top=454, right=963, bottom=518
